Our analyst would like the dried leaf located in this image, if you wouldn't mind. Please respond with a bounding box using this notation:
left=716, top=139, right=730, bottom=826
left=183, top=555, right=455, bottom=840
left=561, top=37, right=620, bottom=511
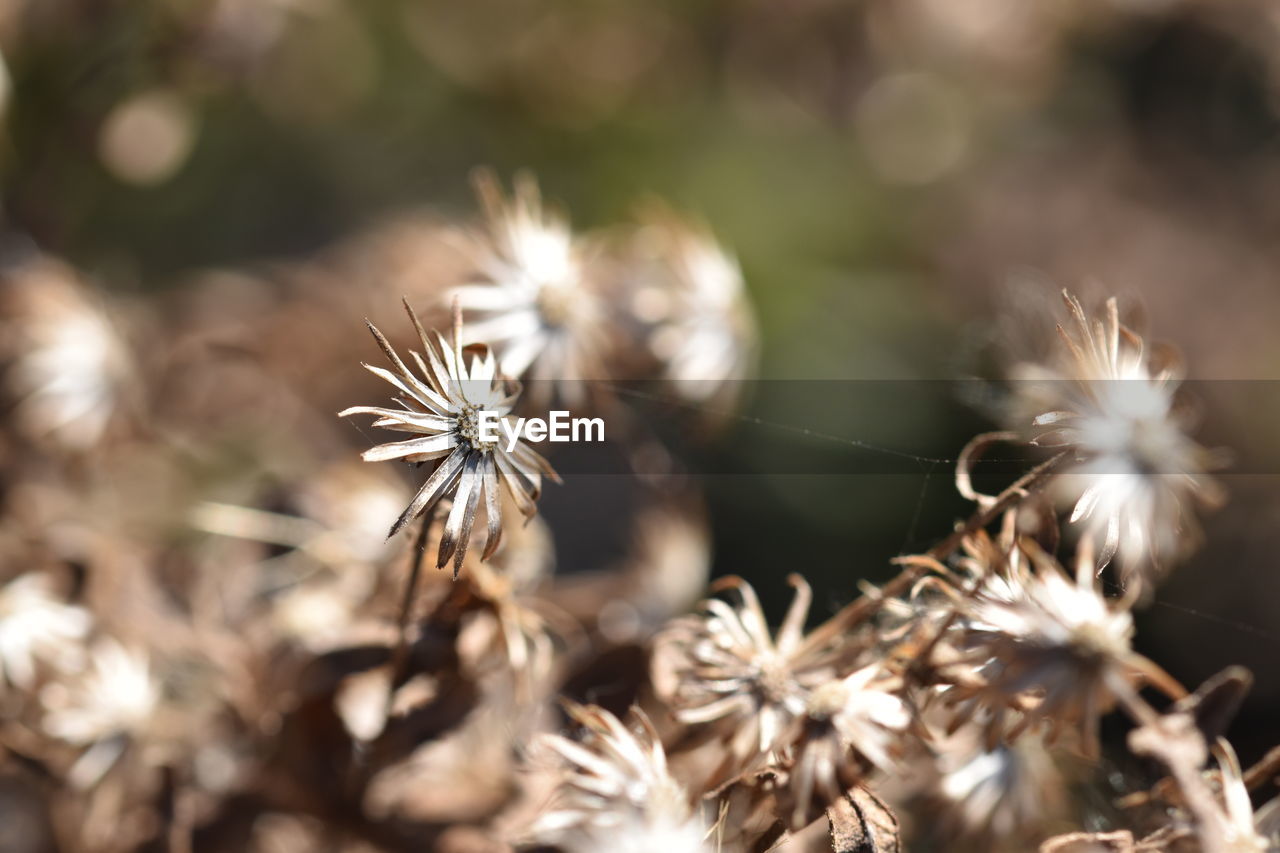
left=828, top=786, right=900, bottom=853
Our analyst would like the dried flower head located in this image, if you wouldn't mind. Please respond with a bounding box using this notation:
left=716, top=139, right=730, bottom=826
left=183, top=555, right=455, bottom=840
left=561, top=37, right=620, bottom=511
left=449, top=171, right=606, bottom=404
left=1209, top=742, right=1276, bottom=852
left=923, top=720, right=1065, bottom=844
left=0, top=572, right=91, bottom=690
left=626, top=212, right=756, bottom=405
left=944, top=546, right=1181, bottom=755
left=652, top=575, right=853, bottom=782
left=41, top=637, right=158, bottom=746
left=340, top=300, right=558, bottom=575
left=1015, top=291, right=1222, bottom=581
left=1, top=258, right=132, bottom=450
left=529, top=702, right=711, bottom=853
left=785, top=664, right=910, bottom=827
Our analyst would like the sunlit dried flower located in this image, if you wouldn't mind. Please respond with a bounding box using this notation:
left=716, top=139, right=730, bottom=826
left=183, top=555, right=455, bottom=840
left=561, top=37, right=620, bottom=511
left=340, top=300, right=558, bottom=575
left=785, top=665, right=910, bottom=826
left=944, top=548, right=1181, bottom=755
left=1015, top=291, right=1221, bottom=581
left=626, top=212, right=755, bottom=405
left=1, top=258, right=131, bottom=450
left=41, top=638, right=158, bottom=745
left=449, top=171, right=607, bottom=405
left=529, top=703, right=712, bottom=853
left=0, top=572, right=91, bottom=690
left=652, top=575, right=852, bottom=780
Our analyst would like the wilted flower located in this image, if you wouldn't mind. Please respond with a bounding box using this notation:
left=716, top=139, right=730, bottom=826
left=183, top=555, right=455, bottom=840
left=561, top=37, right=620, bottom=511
left=529, top=703, right=712, bottom=853
left=0, top=572, right=91, bottom=690
left=922, top=720, right=1065, bottom=844
left=1015, top=291, right=1221, bottom=581
left=944, top=547, right=1182, bottom=755
left=785, top=665, right=910, bottom=827
left=625, top=212, right=755, bottom=405
left=340, top=299, right=558, bottom=575
left=41, top=637, right=158, bottom=745
left=449, top=171, right=607, bottom=405
left=1, top=258, right=132, bottom=450
left=652, top=575, right=852, bottom=782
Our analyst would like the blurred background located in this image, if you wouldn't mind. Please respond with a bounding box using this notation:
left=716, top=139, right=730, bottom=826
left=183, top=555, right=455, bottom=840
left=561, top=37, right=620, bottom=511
left=2, top=0, right=1280, bottom=801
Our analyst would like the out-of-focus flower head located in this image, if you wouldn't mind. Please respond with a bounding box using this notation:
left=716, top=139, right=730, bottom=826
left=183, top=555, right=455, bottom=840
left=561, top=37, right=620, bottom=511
left=528, top=702, right=712, bottom=853
left=41, top=637, right=158, bottom=746
left=783, top=663, right=910, bottom=827
left=0, top=572, right=90, bottom=690
left=449, top=170, right=607, bottom=407
left=340, top=299, right=558, bottom=575
left=919, top=718, right=1066, bottom=845
left=1, top=257, right=133, bottom=451
left=623, top=210, right=756, bottom=408
left=652, top=575, right=853, bottom=784
left=453, top=513, right=563, bottom=688
left=943, top=544, right=1182, bottom=756
left=1013, top=290, right=1222, bottom=585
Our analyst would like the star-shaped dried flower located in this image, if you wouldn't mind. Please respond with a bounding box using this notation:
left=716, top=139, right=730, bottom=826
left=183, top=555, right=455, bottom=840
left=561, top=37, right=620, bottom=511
left=652, top=575, right=856, bottom=785
left=340, top=300, right=558, bottom=576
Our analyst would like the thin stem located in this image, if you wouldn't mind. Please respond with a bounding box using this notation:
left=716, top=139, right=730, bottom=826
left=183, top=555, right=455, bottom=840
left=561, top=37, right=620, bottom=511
left=799, top=450, right=1070, bottom=655
left=384, top=516, right=432, bottom=717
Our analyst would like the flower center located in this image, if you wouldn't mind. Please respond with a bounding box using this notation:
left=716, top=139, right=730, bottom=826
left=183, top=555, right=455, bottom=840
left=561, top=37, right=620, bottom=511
left=535, top=281, right=575, bottom=328
left=757, top=655, right=798, bottom=705
left=457, top=404, right=497, bottom=453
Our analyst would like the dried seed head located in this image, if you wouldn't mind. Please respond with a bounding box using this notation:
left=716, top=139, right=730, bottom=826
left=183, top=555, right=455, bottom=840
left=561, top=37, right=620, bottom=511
left=652, top=575, right=851, bottom=779
left=528, top=703, right=711, bottom=853
left=1013, top=291, right=1222, bottom=586
left=942, top=547, right=1181, bottom=755
left=0, top=573, right=91, bottom=691
left=339, top=299, right=558, bottom=575
left=448, top=170, right=608, bottom=406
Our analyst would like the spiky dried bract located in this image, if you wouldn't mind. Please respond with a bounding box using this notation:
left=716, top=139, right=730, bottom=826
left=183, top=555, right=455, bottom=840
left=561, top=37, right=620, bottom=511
left=530, top=703, right=712, bottom=853
left=340, top=300, right=558, bottom=575
left=942, top=546, right=1181, bottom=756
left=1014, top=290, right=1221, bottom=583
left=1210, top=742, right=1277, bottom=852
left=653, top=575, right=852, bottom=777
left=449, top=171, right=607, bottom=404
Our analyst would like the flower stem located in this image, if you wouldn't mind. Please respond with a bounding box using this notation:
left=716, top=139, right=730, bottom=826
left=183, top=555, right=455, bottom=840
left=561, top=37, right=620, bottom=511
left=800, top=449, right=1070, bottom=653
left=384, top=516, right=432, bottom=717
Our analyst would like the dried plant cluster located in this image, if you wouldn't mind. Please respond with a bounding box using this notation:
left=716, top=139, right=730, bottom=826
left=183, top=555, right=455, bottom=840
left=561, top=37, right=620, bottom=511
left=0, top=174, right=1276, bottom=853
